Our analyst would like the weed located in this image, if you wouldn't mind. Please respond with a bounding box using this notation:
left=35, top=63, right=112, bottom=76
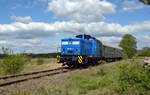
left=65, top=85, right=70, bottom=95
left=37, top=86, right=51, bottom=95
left=51, top=88, right=62, bottom=95
left=37, top=58, right=44, bottom=65
left=78, top=89, right=88, bottom=94
left=72, top=75, right=84, bottom=80
left=11, top=90, right=30, bottom=95
left=78, top=80, right=99, bottom=90
left=97, top=68, right=106, bottom=76
left=98, top=77, right=112, bottom=87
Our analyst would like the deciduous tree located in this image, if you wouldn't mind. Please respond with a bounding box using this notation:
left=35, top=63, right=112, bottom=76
left=139, top=0, right=150, bottom=5
left=119, top=34, right=137, bottom=58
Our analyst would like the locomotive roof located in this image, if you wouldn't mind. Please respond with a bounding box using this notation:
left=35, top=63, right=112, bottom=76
left=76, top=34, right=94, bottom=40
left=101, top=41, right=123, bottom=50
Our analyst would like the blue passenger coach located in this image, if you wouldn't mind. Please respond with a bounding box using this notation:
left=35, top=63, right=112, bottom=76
left=57, top=34, right=122, bottom=67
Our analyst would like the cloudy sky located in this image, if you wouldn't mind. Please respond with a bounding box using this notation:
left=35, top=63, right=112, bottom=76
left=0, top=0, right=150, bottom=53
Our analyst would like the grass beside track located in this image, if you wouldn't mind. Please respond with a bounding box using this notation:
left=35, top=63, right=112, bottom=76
left=2, top=58, right=149, bottom=95
left=0, top=58, right=58, bottom=76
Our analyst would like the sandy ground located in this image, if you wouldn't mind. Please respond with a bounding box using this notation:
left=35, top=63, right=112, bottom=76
left=45, top=61, right=62, bottom=69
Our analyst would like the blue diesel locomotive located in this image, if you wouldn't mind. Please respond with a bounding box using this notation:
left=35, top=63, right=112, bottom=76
left=57, top=34, right=122, bottom=67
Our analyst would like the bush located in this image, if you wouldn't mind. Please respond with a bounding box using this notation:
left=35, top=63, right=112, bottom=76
left=0, top=47, right=26, bottom=75
left=1, top=55, right=26, bottom=75
left=37, top=58, right=44, bottom=65
left=117, top=62, right=150, bottom=94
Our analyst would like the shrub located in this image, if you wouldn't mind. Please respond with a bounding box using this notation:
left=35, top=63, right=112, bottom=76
left=1, top=55, right=26, bottom=75
left=1, top=47, right=26, bottom=75
left=117, top=62, right=150, bottom=94
left=37, top=58, right=44, bottom=65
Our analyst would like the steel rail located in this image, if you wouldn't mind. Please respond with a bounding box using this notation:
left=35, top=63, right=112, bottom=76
left=0, top=69, right=70, bottom=87
left=0, top=67, right=72, bottom=87
left=0, top=67, right=64, bottom=80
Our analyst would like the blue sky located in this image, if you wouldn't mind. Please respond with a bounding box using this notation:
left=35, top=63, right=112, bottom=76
left=0, top=0, right=150, bottom=53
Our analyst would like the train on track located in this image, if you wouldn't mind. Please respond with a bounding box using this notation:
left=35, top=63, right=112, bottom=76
left=57, top=34, right=123, bottom=67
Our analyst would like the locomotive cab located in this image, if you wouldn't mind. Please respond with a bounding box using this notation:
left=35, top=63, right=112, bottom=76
left=61, top=38, right=81, bottom=55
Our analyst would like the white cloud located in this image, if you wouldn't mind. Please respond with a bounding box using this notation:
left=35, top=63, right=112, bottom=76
left=0, top=21, right=150, bottom=40
left=98, top=36, right=122, bottom=43
left=136, top=35, right=150, bottom=49
left=0, top=21, right=126, bottom=40
left=11, top=16, right=32, bottom=24
left=47, top=0, right=116, bottom=23
left=122, top=1, right=146, bottom=11
left=124, top=21, right=150, bottom=33
left=0, top=41, right=7, bottom=44
left=0, top=20, right=150, bottom=53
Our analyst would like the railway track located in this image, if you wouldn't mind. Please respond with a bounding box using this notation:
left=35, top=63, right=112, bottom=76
left=0, top=67, right=73, bottom=87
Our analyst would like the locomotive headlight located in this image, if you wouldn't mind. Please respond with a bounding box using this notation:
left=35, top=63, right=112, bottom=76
left=62, top=41, right=68, bottom=45
left=72, top=41, right=80, bottom=45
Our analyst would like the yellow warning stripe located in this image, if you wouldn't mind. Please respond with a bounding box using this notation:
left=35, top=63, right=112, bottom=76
left=57, top=55, right=60, bottom=63
left=78, top=56, right=82, bottom=63
left=57, top=55, right=60, bottom=57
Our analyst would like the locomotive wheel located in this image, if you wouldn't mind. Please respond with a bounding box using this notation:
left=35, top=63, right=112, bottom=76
left=66, top=62, right=73, bottom=68
left=67, top=62, right=79, bottom=68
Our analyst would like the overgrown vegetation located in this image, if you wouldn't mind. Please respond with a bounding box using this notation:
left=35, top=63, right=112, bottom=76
left=7, top=58, right=150, bottom=95
left=0, top=47, right=27, bottom=75
left=117, top=62, right=150, bottom=94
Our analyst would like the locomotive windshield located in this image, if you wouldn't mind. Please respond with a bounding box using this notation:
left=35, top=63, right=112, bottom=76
left=72, top=41, right=80, bottom=45
left=61, top=41, right=68, bottom=45
left=61, top=41, right=80, bottom=45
